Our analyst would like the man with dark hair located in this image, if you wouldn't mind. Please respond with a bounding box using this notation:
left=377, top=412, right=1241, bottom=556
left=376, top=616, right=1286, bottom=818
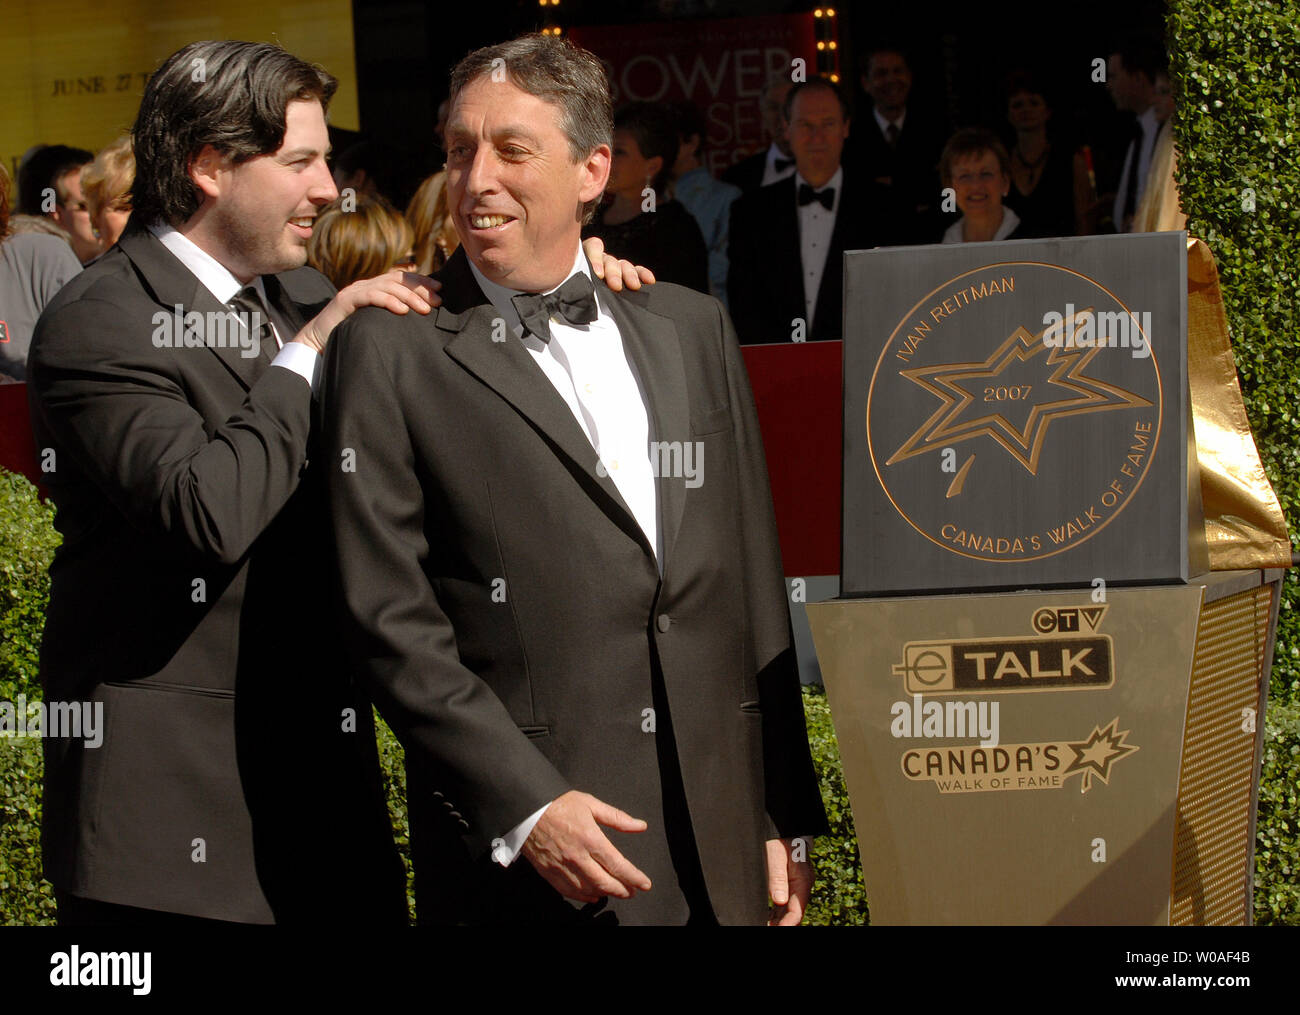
left=844, top=45, right=946, bottom=244
left=324, top=32, right=827, bottom=925
left=17, top=144, right=102, bottom=263
left=727, top=77, right=893, bottom=344
left=27, top=39, right=436, bottom=925
left=1106, top=36, right=1168, bottom=232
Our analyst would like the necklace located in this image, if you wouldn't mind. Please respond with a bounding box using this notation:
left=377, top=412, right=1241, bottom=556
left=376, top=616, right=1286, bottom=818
left=1013, top=142, right=1049, bottom=193
left=1014, top=143, right=1049, bottom=170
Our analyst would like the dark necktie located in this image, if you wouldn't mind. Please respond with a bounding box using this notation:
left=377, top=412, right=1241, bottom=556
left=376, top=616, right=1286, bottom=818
left=511, top=272, right=598, bottom=344
left=798, top=183, right=835, bottom=210
left=774, top=156, right=795, bottom=172
left=885, top=122, right=901, bottom=149
left=228, top=286, right=276, bottom=369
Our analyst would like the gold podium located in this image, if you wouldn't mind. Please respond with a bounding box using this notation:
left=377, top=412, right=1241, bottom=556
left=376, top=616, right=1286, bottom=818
left=809, top=569, right=1283, bottom=924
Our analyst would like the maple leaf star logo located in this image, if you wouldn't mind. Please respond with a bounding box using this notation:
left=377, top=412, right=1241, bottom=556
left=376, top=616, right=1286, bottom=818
left=1063, top=718, right=1139, bottom=793
left=886, top=308, right=1152, bottom=495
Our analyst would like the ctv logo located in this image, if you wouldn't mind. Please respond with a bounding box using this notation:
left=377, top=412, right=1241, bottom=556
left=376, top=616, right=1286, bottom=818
left=891, top=603, right=1114, bottom=695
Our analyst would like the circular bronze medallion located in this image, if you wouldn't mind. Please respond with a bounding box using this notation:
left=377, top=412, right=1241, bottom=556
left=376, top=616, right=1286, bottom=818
left=866, top=262, right=1162, bottom=563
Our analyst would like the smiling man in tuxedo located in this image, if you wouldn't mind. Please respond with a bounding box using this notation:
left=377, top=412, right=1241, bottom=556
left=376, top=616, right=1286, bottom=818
left=324, top=33, right=827, bottom=925
left=27, top=40, right=438, bottom=925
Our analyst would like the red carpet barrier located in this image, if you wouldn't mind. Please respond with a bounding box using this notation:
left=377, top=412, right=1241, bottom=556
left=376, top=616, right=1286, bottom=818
left=739, top=341, right=842, bottom=577
left=3, top=349, right=845, bottom=572
left=0, top=383, right=42, bottom=491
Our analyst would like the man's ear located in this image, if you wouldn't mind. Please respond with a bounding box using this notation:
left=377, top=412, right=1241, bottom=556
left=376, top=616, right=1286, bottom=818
left=843, top=116, right=851, bottom=140
left=578, top=143, right=611, bottom=205
left=189, top=144, right=228, bottom=202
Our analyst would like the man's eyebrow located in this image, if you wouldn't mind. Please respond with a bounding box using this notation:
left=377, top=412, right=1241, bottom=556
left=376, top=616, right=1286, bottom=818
left=445, top=122, right=542, bottom=147
left=279, top=146, right=330, bottom=160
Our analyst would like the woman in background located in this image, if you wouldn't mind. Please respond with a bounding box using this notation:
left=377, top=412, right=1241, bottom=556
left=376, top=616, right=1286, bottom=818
left=940, top=128, right=1024, bottom=244
left=81, top=135, right=135, bottom=251
left=406, top=169, right=459, bottom=274
left=308, top=194, right=416, bottom=291
left=583, top=102, right=708, bottom=292
left=1001, top=72, right=1094, bottom=238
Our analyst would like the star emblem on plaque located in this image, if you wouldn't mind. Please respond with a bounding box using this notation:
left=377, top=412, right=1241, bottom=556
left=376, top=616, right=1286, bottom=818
left=843, top=236, right=1196, bottom=595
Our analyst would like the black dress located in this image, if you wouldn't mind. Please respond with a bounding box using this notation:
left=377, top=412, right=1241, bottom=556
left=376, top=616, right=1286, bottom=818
left=583, top=198, right=710, bottom=294
left=1003, top=141, right=1078, bottom=239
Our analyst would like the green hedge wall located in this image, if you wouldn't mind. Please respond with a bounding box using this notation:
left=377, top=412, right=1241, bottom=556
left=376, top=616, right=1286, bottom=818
left=0, top=470, right=59, bottom=926
left=1169, top=0, right=1300, bottom=707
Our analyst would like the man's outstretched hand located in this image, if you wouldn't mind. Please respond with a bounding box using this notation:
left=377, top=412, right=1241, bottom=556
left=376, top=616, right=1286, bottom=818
left=583, top=236, right=656, bottom=291
left=293, top=269, right=442, bottom=354
left=766, top=837, right=814, bottom=926
left=521, top=789, right=652, bottom=904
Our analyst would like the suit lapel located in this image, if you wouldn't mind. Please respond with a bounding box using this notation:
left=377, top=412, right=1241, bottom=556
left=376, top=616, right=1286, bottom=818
left=117, top=225, right=263, bottom=391
left=435, top=249, right=655, bottom=562
left=602, top=289, right=690, bottom=570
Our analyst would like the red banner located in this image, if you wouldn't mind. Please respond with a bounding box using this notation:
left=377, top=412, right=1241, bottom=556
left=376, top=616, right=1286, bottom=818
left=0, top=383, right=43, bottom=492
left=569, top=13, right=817, bottom=177
left=740, top=342, right=842, bottom=576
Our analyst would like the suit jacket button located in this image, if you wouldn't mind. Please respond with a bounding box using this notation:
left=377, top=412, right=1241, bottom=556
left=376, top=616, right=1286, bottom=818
left=656, top=614, right=671, bottom=633
left=458, top=819, right=469, bottom=830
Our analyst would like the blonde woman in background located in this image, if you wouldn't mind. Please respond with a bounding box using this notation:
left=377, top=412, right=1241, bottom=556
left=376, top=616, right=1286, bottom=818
left=81, top=135, right=135, bottom=250
left=406, top=169, right=459, bottom=274
left=308, top=193, right=416, bottom=291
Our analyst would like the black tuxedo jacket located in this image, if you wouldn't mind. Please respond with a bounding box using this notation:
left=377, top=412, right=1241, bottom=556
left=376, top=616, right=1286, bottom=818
left=720, top=149, right=769, bottom=195
left=322, top=247, right=827, bottom=925
left=844, top=109, right=946, bottom=244
left=27, top=222, right=404, bottom=923
left=726, top=173, right=893, bottom=345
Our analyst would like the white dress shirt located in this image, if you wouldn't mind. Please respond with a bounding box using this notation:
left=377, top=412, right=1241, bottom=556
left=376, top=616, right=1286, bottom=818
left=469, top=244, right=660, bottom=865
left=873, top=106, right=906, bottom=140
left=147, top=223, right=322, bottom=389
left=760, top=141, right=798, bottom=188
left=1112, top=105, right=1161, bottom=231
left=795, top=166, right=843, bottom=332
left=941, top=206, right=1021, bottom=244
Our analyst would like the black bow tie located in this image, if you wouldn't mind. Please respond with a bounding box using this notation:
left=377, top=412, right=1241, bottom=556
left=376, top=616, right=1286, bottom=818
left=798, top=183, right=835, bottom=210
left=774, top=156, right=795, bottom=172
left=511, top=272, right=598, bottom=344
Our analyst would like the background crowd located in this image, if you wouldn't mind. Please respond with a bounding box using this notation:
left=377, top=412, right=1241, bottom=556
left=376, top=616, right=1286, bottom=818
left=1, top=32, right=1180, bottom=381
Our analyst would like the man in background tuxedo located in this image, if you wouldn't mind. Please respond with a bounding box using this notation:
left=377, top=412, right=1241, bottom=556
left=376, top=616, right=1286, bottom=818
left=721, top=74, right=797, bottom=195
left=1105, top=36, right=1166, bottom=233
left=325, top=33, right=827, bottom=925
left=844, top=46, right=946, bottom=244
left=27, top=40, right=438, bottom=925
left=727, top=78, right=893, bottom=345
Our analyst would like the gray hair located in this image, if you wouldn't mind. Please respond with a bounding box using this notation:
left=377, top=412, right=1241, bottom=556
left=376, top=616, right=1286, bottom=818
left=448, top=34, right=612, bottom=223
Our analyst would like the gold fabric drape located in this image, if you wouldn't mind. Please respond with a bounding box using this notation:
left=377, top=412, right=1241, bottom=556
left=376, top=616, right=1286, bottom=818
left=1185, top=237, right=1291, bottom=568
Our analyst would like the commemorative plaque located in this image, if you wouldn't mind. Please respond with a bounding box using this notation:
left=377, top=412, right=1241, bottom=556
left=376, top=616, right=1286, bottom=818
left=843, top=233, right=1205, bottom=596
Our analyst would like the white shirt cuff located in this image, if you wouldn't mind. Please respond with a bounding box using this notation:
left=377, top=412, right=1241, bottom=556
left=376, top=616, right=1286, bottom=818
left=271, top=341, right=322, bottom=392
left=492, top=802, right=552, bottom=866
